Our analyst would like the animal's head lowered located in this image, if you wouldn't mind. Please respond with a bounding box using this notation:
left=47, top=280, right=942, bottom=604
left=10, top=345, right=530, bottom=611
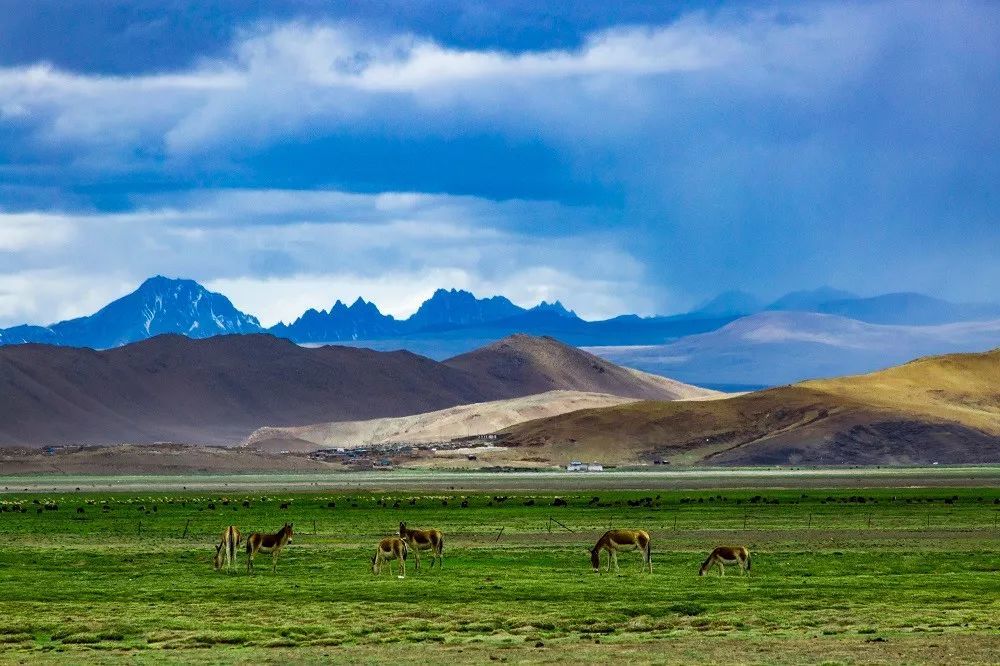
left=213, top=542, right=224, bottom=571
left=284, top=522, right=294, bottom=543
left=590, top=547, right=601, bottom=572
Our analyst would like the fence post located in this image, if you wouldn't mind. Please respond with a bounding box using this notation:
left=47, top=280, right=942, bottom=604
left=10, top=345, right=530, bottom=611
left=313, top=520, right=317, bottom=535
left=808, top=513, right=812, bottom=529
left=182, top=519, right=190, bottom=538
left=743, top=511, right=748, bottom=530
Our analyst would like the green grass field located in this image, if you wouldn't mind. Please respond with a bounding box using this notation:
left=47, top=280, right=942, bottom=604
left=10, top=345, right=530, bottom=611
left=1, top=481, right=999, bottom=664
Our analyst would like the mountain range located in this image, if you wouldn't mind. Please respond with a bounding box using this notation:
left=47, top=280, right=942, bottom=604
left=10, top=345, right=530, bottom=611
left=0, top=333, right=711, bottom=447
left=589, top=311, right=1000, bottom=388
left=3, top=277, right=997, bottom=352
left=1, top=277, right=998, bottom=388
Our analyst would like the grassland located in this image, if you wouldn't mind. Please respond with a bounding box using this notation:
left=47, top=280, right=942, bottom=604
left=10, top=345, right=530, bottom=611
left=1, top=480, right=999, bottom=664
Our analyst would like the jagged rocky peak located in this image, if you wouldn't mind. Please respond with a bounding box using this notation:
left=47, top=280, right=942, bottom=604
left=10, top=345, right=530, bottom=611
left=408, top=288, right=525, bottom=328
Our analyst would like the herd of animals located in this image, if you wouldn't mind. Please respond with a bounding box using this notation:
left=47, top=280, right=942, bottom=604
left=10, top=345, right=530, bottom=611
left=214, top=523, right=751, bottom=579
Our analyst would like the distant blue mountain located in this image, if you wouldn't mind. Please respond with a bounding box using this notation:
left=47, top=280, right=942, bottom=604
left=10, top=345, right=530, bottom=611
left=0, top=276, right=263, bottom=348
left=2, top=278, right=998, bottom=354
left=530, top=301, right=578, bottom=318
left=270, top=298, right=400, bottom=343
left=690, top=289, right=762, bottom=316
left=814, top=292, right=1000, bottom=325
left=406, top=288, right=525, bottom=329
left=766, top=287, right=858, bottom=311
left=0, top=324, right=59, bottom=345
left=591, top=311, right=1000, bottom=387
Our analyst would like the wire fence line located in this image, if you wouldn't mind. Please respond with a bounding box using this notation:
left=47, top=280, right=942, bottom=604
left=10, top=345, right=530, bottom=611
left=6, top=510, right=997, bottom=543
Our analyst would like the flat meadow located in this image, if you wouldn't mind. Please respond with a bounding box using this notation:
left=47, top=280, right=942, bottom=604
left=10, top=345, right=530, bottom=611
left=0, top=477, right=998, bottom=664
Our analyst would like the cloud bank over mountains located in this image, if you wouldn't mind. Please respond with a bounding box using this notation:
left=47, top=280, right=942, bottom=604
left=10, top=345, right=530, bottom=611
left=1, top=1, right=997, bottom=327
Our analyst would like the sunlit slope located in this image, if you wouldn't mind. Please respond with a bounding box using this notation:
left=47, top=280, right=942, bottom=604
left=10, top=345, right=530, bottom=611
left=800, top=348, right=1000, bottom=433
left=501, top=349, right=1000, bottom=465
left=245, top=390, right=640, bottom=452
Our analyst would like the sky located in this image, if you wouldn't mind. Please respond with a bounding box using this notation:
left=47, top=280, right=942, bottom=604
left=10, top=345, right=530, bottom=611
left=0, top=0, right=998, bottom=327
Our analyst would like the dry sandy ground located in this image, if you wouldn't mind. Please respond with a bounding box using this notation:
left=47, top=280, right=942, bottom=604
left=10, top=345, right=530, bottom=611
left=244, top=390, right=643, bottom=452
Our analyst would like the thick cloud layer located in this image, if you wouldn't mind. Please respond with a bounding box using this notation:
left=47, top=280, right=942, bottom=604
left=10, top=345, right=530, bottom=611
left=0, top=1, right=997, bottom=326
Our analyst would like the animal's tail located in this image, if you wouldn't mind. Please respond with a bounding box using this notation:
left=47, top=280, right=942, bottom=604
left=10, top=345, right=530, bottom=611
left=439, top=534, right=444, bottom=555
left=746, top=553, right=751, bottom=571
left=402, top=541, right=409, bottom=560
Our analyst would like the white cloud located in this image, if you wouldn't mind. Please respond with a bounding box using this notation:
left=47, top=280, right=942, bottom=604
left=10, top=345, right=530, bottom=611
left=0, top=269, right=137, bottom=326
left=0, top=5, right=885, bottom=158
left=0, top=212, right=77, bottom=250
left=0, top=189, right=655, bottom=327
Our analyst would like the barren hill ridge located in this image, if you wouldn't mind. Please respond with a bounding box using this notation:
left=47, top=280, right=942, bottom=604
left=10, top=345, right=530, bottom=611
left=0, top=333, right=712, bottom=447
left=444, top=334, right=716, bottom=400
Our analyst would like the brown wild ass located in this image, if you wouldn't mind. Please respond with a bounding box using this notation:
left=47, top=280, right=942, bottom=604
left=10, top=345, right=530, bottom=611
left=591, top=529, right=651, bottom=574
left=371, top=537, right=408, bottom=578
left=699, top=546, right=751, bottom=576
left=246, top=523, right=293, bottom=574
left=213, top=525, right=242, bottom=572
left=399, top=522, right=444, bottom=571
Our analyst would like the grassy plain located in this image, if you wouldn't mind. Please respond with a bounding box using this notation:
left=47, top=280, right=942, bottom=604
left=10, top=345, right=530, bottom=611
left=0, top=478, right=998, bottom=664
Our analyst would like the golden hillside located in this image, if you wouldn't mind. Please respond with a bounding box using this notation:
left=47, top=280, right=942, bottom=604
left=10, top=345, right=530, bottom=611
left=500, top=348, right=1000, bottom=466
left=801, top=348, right=1000, bottom=434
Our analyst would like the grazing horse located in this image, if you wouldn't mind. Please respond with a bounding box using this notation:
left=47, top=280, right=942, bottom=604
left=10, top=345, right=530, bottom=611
left=372, top=537, right=408, bottom=578
left=699, top=546, right=751, bottom=576
left=399, top=522, right=444, bottom=571
left=246, top=523, right=293, bottom=574
left=213, top=525, right=242, bottom=572
left=591, top=529, right=652, bottom=574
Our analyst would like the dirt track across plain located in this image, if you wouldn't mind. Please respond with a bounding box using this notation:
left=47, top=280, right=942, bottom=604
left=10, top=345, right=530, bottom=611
left=2, top=466, right=998, bottom=494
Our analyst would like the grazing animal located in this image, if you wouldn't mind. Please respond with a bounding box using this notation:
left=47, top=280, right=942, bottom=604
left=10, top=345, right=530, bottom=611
left=699, top=546, right=751, bottom=576
left=371, top=537, right=408, bottom=578
left=246, top=523, right=294, bottom=574
left=213, top=525, right=242, bottom=572
left=590, top=529, right=652, bottom=574
left=398, top=522, right=444, bottom=571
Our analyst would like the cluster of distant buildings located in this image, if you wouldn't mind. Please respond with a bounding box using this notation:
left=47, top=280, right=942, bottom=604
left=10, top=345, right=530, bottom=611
left=566, top=460, right=603, bottom=472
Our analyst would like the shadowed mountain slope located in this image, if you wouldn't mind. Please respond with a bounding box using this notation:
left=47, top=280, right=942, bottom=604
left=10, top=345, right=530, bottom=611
left=0, top=334, right=710, bottom=447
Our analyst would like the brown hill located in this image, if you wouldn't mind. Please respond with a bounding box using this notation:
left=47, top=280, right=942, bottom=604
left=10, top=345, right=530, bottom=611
left=443, top=334, right=719, bottom=400
left=500, top=348, right=1000, bottom=466
left=0, top=333, right=710, bottom=447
